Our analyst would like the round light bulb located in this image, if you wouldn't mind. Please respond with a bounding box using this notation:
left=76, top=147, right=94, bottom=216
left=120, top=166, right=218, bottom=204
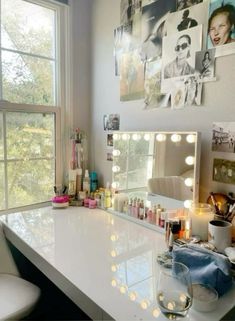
left=186, top=134, right=196, bottom=143
left=111, top=279, right=117, bottom=287
left=112, top=165, right=120, bottom=173
left=185, top=156, right=194, bottom=165
left=171, top=134, right=181, bottom=143
left=111, top=181, right=119, bottom=189
left=129, top=291, right=137, bottom=301
left=156, top=133, right=166, bottom=142
left=152, top=308, right=161, bottom=318
left=184, top=199, right=192, bottom=208
left=132, top=133, right=141, bottom=141
left=110, top=250, right=117, bottom=257
left=122, top=133, right=130, bottom=141
left=140, top=299, right=150, bottom=310
left=144, top=134, right=150, bottom=141
left=112, top=149, right=121, bottom=156
left=119, top=285, right=127, bottom=294
left=184, top=177, right=193, bottom=187
left=110, top=234, right=118, bottom=242
left=113, top=133, right=120, bottom=141
left=111, top=264, right=117, bottom=272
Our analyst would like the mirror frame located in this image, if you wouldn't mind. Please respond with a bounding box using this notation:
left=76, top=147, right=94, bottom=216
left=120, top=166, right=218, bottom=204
left=112, top=131, right=201, bottom=208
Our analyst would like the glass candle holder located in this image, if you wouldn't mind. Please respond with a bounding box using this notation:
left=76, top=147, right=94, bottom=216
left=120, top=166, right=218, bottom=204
left=189, top=203, right=214, bottom=241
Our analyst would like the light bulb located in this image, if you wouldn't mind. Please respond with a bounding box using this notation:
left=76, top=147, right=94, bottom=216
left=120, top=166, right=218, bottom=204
left=184, top=177, right=193, bottom=187
left=152, top=308, right=161, bottom=318
left=119, top=285, right=128, bottom=294
left=129, top=291, right=137, bottom=301
left=111, top=264, right=117, bottom=272
left=112, top=165, right=120, bottom=173
left=111, top=181, right=119, bottom=189
left=156, top=133, right=166, bottom=142
left=111, top=279, right=117, bottom=287
left=171, top=134, right=181, bottom=142
left=140, top=299, right=150, bottom=310
left=184, top=199, right=192, bottom=208
left=185, top=156, right=194, bottom=165
left=132, top=133, right=141, bottom=141
left=144, top=134, right=150, bottom=141
left=110, top=250, right=117, bottom=257
left=112, top=149, right=121, bottom=156
left=113, top=133, right=120, bottom=141
left=186, top=134, right=196, bottom=143
left=110, top=234, right=118, bottom=241
left=122, top=133, right=130, bottom=141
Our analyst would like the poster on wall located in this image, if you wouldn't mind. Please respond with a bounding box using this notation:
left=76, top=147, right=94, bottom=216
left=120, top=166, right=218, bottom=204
left=120, top=50, right=145, bottom=101
left=213, top=158, right=235, bottom=184
left=212, top=122, right=235, bottom=152
left=144, top=58, right=170, bottom=108
left=107, top=134, right=113, bottom=147
left=208, top=0, right=235, bottom=57
left=166, top=1, right=209, bottom=48
left=140, top=0, right=176, bottom=61
left=120, top=0, right=142, bottom=25
left=103, top=114, right=120, bottom=131
left=195, top=48, right=216, bottom=81
left=161, top=25, right=202, bottom=93
left=170, top=75, right=202, bottom=108
left=176, top=0, right=204, bottom=11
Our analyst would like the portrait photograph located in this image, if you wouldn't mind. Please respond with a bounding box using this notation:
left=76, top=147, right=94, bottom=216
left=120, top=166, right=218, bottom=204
left=207, top=0, right=235, bottom=57
left=103, top=114, right=120, bottom=131
left=212, top=122, right=235, bottom=153
left=213, top=158, right=235, bottom=184
left=144, top=59, right=170, bottom=109
left=184, top=75, right=202, bottom=106
left=177, top=0, right=204, bottom=11
left=107, top=134, right=113, bottom=147
left=166, top=1, right=209, bottom=48
left=195, top=48, right=216, bottom=81
left=161, top=25, right=202, bottom=93
left=140, top=0, right=176, bottom=61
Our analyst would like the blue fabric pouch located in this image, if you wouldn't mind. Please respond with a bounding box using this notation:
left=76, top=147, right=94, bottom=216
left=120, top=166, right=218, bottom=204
left=172, top=244, right=233, bottom=296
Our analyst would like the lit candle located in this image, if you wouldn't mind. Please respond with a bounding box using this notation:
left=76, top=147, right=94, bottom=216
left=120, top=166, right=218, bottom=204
left=189, top=203, right=214, bottom=241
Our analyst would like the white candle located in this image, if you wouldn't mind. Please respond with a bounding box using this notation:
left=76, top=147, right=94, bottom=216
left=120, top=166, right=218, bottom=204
left=189, top=203, right=214, bottom=241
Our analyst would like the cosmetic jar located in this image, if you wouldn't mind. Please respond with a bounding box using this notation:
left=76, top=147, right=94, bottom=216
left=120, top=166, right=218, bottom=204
left=52, top=195, right=69, bottom=209
left=192, top=283, right=218, bottom=312
left=84, top=198, right=90, bottom=207
left=89, top=199, right=97, bottom=209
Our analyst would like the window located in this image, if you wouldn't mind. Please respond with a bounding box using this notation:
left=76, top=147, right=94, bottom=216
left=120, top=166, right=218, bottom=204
left=0, top=0, right=68, bottom=211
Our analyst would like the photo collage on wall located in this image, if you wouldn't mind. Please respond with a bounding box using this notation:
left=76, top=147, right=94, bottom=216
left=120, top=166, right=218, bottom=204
left=103, top=114, right=120, bottom=161
left=212, top=122, right=235, bottom=185
left=114, top=0, right=235, bottom=109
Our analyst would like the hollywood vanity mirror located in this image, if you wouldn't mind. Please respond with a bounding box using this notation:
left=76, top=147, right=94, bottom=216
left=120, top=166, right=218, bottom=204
left=112, top=131, right=201, bottom=210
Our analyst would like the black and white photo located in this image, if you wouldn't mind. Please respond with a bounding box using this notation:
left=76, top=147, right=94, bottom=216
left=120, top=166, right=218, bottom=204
left=212, top=122, right=235, bottom=153
left=195, top=48, right=216, bottom=81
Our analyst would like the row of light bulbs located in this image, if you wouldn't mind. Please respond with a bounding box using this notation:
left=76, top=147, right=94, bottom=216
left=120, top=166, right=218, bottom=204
left=113, top=133, right=196, bottom=143
left=111, top=277, right=161, bottom=318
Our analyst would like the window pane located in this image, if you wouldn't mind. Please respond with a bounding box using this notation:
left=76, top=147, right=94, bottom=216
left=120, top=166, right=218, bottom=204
left=0, top=112, right=3, bottom=159
left=6, top=112, right=55, bottom=159
left=2, top=50, right=55, bottom=105
left=8, top=159, right=55, bottom=208
left=1, top=0, right=55, bottom=58
left=0, top=163, right=5, bottom=210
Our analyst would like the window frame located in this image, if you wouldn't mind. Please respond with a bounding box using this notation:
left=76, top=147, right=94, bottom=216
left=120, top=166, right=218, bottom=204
left=0, top=0, right=70, bottom=212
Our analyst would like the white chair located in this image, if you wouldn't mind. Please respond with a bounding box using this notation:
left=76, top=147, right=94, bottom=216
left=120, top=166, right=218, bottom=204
left=147, top=176, right=193, bottom=201
left=0, top=222, right=41, bottom=321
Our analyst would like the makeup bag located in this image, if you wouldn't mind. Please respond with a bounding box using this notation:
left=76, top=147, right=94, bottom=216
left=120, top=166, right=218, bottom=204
left=172, top=244, right=233, bottom=296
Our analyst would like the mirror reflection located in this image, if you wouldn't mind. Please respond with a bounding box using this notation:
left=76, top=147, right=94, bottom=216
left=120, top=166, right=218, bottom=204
left=112, top=131, right=200, bottom=209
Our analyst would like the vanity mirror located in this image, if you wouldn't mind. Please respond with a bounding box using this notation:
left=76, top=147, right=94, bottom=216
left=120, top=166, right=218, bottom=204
left=112, top=131, right=201, bottom=209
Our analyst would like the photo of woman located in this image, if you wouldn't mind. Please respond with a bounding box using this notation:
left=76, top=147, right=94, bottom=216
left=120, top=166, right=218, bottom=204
left=208, top=0, right=235, bottom=56
left=195, top=48, right=216, bottom=81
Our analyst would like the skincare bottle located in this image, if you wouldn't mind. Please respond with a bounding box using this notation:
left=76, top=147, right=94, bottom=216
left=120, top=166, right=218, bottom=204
left=104, top=182, right=112, bottom=209
left=156, top=204, right=162, bottom=226
left=83, top=169, right=90, bottom=195
left=139, top=200, right=145, bottom=220
left=90, top=171, right=98, bottom=192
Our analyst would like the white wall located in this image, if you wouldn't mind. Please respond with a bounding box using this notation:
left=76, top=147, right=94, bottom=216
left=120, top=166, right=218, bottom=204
left=73, top=0, right=235, bottom=202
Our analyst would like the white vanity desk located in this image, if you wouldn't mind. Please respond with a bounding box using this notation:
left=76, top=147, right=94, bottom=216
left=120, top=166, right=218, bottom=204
left=1, top=206, right=235, bottom=321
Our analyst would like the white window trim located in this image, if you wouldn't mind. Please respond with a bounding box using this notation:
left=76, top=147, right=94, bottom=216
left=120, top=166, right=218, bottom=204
left=0, top=0, right=72, bottom=212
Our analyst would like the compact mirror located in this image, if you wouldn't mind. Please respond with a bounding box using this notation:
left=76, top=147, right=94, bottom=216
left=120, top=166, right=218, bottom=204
left=112, top=131, right=201, bottom=209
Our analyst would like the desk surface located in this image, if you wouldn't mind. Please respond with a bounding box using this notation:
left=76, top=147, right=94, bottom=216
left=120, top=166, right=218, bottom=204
left=1, top=206, right=235, bottom=321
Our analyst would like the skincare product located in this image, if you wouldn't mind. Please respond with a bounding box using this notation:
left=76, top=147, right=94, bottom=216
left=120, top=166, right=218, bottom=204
left=83, top=169, right=90, bottom=194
